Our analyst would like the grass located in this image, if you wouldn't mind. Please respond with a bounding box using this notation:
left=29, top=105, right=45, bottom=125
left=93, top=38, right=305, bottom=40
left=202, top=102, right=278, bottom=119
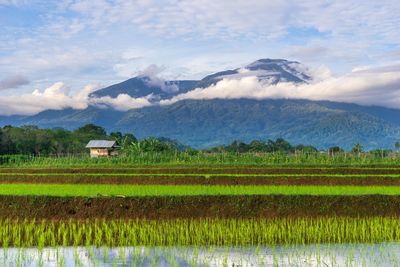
left=3, top=165, right=400, bottom=171
left=2, top=173, right=400, bottom=177
left=1, top=184, right=400, bottom=196
left=1, top=217, right=400, bottom=247
left=2, top=152, right=400, bottom=167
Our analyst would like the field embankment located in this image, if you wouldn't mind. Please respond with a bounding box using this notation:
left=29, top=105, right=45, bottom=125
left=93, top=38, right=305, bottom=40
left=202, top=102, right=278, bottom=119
left=2, top=165, right=400, bottom=185
left=1, top=164, right=400, bottom=220
left=3, top=174, right=400, bottom=185
left=1, top=195, right=400, bottom=220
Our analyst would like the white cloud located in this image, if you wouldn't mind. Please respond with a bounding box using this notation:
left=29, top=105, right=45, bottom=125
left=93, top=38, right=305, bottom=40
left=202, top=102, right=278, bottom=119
left=57, top=0, right=400, bottom=44
left=0, top=0, right=30, bottom=6
left=0, top=82, right=95, bottom=115
left=89, top=94, right=153, bottom=111
left=0, top=75, right=30, bottom=90
left=137, top=65, right=179, bottom=93
left=0, top=82, right=153, bottom=115
left=288, top=46, right=330, bottom=61
left=160, top=64, right=400, bottom=109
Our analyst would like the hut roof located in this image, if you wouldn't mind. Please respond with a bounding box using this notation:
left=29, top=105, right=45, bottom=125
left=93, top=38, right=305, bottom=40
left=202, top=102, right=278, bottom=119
left=86, top=140, right=120, bottom=148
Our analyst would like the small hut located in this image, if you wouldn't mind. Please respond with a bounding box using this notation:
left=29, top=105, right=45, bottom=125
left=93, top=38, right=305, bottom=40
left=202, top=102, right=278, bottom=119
left=86, top=140, right=120, bottom=158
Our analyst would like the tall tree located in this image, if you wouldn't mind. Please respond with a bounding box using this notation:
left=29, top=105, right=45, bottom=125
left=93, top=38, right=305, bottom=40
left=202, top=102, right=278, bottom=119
left=75, top=124, right=107, bottom=137
left=395, top=142, right=400, bottom=153
left=351, top=143, right=364, bottom=155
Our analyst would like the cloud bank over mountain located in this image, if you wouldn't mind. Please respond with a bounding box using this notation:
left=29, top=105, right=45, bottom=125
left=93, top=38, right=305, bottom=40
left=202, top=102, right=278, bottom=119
left=0, top=62, right=399, bottom=116
left=0, top=82, right=94, bottom=115
left=0, top=82, right=153, bottom=115
left=161, top=64, right=400, bottom=109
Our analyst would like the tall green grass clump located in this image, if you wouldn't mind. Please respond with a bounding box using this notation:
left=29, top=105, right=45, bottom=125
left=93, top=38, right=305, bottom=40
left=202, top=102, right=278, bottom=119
left=1, top=217, right=399, bottom=247
left=2, top=151, right=400, bottom=167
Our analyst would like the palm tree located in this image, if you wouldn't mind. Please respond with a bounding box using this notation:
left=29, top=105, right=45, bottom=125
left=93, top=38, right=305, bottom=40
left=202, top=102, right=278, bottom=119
left=128, top=142, right=143, bottom=154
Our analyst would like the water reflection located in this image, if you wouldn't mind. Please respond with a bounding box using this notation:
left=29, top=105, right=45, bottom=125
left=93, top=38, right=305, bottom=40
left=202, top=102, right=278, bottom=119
left=0, top=243, right=399, bottom=266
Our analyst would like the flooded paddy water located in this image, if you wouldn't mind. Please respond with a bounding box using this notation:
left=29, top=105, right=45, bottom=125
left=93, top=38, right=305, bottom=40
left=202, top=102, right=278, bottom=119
left=1, top=243, right=400, bottom=266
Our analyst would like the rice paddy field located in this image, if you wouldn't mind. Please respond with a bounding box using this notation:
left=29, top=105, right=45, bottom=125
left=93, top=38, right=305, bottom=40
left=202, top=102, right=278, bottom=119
left=2, top=160, right=400, bottom=266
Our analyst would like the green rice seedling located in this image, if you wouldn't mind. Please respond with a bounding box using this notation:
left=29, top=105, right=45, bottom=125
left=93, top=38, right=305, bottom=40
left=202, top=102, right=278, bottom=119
left=1, top=217, right=400, bottom=247
left=2, top=184, right=400, bottom=196
left=102, top=246, right=107, bottom=263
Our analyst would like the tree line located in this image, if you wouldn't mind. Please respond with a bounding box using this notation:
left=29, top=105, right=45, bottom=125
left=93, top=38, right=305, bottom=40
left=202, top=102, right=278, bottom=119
left=207, top=138, right=318, bottom=153
left=0, top=124, right=135, bottom=156
left=0, top=124, right=399, bottom=156
left=0, top=124, right=189, bottom=156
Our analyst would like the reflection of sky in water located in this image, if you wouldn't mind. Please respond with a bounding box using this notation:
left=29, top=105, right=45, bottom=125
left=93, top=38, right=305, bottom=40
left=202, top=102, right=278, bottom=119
left=0, top=243, right=399, bottom=266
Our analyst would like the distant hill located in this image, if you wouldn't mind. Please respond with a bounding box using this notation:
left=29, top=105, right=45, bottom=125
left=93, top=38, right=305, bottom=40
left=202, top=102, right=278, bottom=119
left=1, top=59, right=400, bottom=150
left=3, top=99, right=400, bottom=150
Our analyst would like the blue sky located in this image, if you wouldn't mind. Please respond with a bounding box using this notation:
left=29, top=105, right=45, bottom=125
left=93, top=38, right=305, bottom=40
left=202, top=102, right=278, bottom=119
left=0, top=0, right=400, bottom=115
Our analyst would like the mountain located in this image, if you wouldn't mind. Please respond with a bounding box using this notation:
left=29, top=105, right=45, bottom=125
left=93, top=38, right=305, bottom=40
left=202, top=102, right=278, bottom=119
left=1, top=58, right=400, bottom=150
left=196, top=58, right=311, bottom=88
left=91, top=59, right=311, bottom=100
left=91, top=77, right=198, bottom=99
left=115, top=99, right=400, bottom=149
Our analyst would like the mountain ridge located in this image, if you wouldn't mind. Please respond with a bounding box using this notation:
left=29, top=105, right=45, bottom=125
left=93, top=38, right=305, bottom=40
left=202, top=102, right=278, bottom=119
left=91, top=58, right=312, bottom=99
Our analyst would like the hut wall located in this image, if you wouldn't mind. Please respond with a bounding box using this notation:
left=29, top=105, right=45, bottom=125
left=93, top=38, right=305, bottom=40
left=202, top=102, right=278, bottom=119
left=90, top=148, right=110, bottom=158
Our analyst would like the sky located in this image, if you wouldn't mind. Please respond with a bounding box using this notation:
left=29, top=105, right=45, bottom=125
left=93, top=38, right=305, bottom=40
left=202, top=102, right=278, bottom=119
left=0, top=0, right=400, bottom=115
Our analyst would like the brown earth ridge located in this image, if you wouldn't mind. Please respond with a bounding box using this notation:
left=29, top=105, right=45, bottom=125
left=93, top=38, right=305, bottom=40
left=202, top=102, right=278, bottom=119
left=2, top=195, right=400, bottom=220
left=3, top=166, right=400, bottom=175
left=2, top=174, right=400, bottom=185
